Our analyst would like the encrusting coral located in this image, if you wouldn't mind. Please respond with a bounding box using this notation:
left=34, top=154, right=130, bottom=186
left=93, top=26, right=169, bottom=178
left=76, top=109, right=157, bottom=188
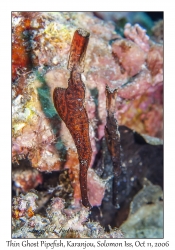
left=12, top=11, right=163, bottom=237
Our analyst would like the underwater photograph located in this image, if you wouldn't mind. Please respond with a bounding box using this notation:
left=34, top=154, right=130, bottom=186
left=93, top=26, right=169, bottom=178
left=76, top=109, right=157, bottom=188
left=12, top=11, right=163, bottom=239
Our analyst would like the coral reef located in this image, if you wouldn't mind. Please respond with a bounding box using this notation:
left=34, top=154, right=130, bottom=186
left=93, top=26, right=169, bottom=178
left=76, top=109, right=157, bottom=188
left=112, top=23, right=163, bottom=138
left=12, top=11, right=163, bottom=238
left=124, top=23, right=150, bottom=52
left=12, top=193, right=124, bottom=238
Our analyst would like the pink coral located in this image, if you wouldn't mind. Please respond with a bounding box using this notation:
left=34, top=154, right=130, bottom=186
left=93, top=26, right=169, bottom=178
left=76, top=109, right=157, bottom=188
left=12, top=113, right=62, bottom=171
left=147, top=44, right=163, bottom=81
left=112, top=39, right=146, bottom=77
left=124, top=23, right=150, bottom=52
left=116, top=84, right=163, bottom=138
left=117, top=69, right=152, bottom=99
left=87, top=168, right=106, bottom=206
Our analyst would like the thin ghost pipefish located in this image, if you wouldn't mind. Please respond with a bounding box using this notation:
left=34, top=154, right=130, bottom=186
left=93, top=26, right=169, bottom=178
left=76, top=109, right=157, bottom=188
left=105, top=86, right=121, bottom=177
left=53, top=28, right=92, bottom=207
left=105, top=86, right=121, bottom=207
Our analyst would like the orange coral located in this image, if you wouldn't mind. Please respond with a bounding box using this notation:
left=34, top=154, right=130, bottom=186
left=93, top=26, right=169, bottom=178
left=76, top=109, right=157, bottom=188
left=12, top=12, right=44, bottom=81
left=12, top=16, right=31, bottom=81
left=27, top=207, right=34, bottom=218
left=12, top=209, right=20, bottom=219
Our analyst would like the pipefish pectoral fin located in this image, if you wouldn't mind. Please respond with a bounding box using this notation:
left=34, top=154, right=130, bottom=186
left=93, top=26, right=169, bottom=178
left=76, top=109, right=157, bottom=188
left=53, top=87, right=67, bottom=122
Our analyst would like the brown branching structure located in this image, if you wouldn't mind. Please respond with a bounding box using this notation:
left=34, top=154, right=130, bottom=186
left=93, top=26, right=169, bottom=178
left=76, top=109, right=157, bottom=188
left=53, top=29, right=92, bottom=207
